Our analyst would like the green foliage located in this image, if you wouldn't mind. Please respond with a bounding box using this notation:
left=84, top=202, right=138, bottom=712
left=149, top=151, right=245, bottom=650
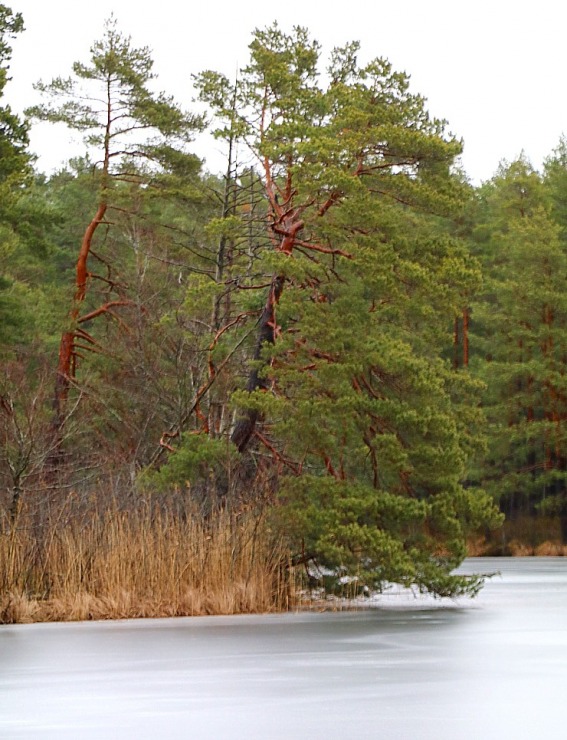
left=27, top=15, right=203, bottom=178
left=470, top=157, right=567, bottom=524
left=144, top=433, right=239, bottom=493
left=265, top=247, right=500, bottom=594
left=0, top=6, right=59, bottom=354
left=543, top=138, right=567, bottom=232
left=276, top=476, right=493, bottom=596
left=0, top=4, right=28, bottom=182
left=15, top=16, right=214, bottom=476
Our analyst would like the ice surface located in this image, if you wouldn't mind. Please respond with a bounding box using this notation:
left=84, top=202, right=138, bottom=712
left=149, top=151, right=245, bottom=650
left=1, top=557, right=567, bottom=739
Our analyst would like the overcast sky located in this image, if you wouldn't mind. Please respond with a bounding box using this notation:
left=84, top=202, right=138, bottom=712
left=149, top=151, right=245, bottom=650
left=5, top=0, right=566, bottom=183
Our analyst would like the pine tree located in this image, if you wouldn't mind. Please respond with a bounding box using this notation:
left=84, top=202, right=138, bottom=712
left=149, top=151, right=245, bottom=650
left=183, top=25, right=501, bottom=595
left=26, top=16, right=203, bottom=459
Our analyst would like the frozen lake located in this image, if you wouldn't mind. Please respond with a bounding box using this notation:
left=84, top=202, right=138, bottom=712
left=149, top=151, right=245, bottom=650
left=1, top=557, right=567, bottom=739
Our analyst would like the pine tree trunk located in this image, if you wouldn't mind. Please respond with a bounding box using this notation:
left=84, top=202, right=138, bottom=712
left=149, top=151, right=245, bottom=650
left=462, top=307, right=469, bottom=366
left=453, top=316, right=459, bottom=369
left=453, top=309, right=469, bottom=369
left=48, top=203, right=108, bottom=468
left=231, top=274, right=285, bottom=452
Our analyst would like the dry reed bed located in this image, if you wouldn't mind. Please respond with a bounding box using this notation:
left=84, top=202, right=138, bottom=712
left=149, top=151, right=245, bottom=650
left=467, top=515, right=567, bottom=557
left=0, top=506, right=294, bottom=624
left=468, top=537, right=567, bottom=557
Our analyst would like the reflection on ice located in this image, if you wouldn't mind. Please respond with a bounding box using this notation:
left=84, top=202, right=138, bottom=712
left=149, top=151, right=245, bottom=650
left=1, top=558, right=567, bottom=739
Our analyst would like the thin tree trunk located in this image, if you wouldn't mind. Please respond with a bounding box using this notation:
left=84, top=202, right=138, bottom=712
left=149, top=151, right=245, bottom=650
left=212, top=115, right=236, bottom=332
left=462, top=307, right=469, bottom=367
left=453, top=315, right=459, bottom=369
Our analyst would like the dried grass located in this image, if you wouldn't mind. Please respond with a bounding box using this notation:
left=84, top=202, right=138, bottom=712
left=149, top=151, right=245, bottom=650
left=467, top=515, right=566, bottom=556
left=507, top=540, right=534, bottom=557
left=534, top=541, right=567, bottom=557
left=0, top=504, right=295, bottom=624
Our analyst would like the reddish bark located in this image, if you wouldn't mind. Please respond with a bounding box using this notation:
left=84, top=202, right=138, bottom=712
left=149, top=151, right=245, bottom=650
left=159, top=429, right=179, bottom=453
left=463, top=308, right=469, bottom=367
left=254, top=430, right=300, bottom=474
left=453, top=316, right=459, bottom=370
left=77, top=300, right=132, bottom=325
left=74, top=204, right=108, bottom=307
left=49, top=203, right=108, bottom=459
left=453, top=308, right=469, bottom=369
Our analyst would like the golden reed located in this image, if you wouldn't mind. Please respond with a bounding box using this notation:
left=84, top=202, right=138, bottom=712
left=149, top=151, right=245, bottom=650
left=0, top=503, right=295, bottom=624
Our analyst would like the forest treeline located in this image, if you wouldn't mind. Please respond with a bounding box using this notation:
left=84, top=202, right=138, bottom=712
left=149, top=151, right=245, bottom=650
left=1, top=8, right=566, bottom=616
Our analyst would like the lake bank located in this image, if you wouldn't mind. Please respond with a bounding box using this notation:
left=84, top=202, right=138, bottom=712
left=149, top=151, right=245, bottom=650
left=2, top=503, right=565, bottom=625
left=2, top=547, right=566, bottom=625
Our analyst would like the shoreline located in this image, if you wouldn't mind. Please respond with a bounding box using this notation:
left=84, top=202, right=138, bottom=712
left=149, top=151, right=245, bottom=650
left=2, top=549, right=566, bottom=626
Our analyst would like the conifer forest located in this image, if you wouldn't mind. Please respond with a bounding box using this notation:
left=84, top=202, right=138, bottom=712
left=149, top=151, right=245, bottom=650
left=1, top=8, right=566, bottom=620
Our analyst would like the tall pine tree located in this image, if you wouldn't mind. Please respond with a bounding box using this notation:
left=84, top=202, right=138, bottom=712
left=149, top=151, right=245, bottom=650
left=183, top=25, right=501, bottom=595
left=27, top=16, right=203, bottom=460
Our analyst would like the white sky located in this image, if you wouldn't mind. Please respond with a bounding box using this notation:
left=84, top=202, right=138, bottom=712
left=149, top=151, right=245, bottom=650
left=5, top=0, right=567, bottom=183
